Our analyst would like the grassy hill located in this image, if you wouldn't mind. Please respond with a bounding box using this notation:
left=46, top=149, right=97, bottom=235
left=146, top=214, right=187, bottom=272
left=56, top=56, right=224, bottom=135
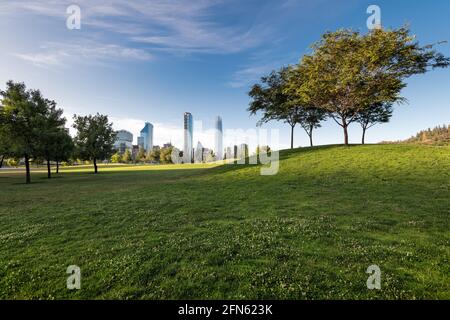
left=0, top=144, right=449, bottom=299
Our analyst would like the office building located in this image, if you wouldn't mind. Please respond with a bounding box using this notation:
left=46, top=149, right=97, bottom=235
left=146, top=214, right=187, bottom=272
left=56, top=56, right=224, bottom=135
left=183, top=112, right=193, bottom=163
left=214, top=116, right=223, bottom=160
left=194, top=141, right=204, bottom=163
left=114, top=130, right=133, bottom=154
left=139, top=122, right=153, bottom=152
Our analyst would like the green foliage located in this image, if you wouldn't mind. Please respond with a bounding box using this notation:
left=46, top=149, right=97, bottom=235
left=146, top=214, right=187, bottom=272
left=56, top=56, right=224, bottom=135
left=111, top=152, right=122, bottom=164
left=6, top=158, right=19, bottom=167
left=147, top=148, right=160, bottom=162
left=289, top=27, right=449, bottom=145
left=355, top=103, right=393, bottom=144
left=248, top=67, right=327, bottom=148
left=405, top=124, right=450, bottom=145
left=72, top=113, right=116, bottom=173
left=137, top=148, right=146, bottom=162
left=122, top=149, right=132, bottom=163
left=52, top=130, right=74, bottom=165
left=0, top=81, right=50, bottom=183
left=159, top=146, right=173, bottom=164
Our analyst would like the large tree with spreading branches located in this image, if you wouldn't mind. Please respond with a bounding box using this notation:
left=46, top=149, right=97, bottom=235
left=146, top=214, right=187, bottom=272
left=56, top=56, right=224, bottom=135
left=292, top=27, right=449, bottom=145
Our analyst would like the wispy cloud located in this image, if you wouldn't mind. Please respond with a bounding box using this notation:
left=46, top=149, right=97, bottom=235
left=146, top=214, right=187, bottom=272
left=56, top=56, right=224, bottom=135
left=228, top=49, right=299, bottom=88
left=14, top=41, right=152, bottom=68
left=3, top=0, right=271, bottom=59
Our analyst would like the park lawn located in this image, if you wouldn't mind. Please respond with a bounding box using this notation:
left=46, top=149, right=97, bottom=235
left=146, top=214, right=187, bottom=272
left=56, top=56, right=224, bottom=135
left=0, top=144, right=449, bottom=299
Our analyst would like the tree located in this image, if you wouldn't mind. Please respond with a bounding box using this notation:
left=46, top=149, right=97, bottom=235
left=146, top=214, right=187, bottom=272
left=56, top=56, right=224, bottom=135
left=111, top=152, right=122, bottom=163
left=0, top=111, right=11, bottom=168
left=37, top=99, right=66, bottom=179
left=160, top=146, right=173, bottom=164
left=137, top=148, right=146, bottom=162
left=297, top=107, right=327, bottom=147
left=147, top=148, right=160, bottom=162
left=249, top=67, right=302, bottom=149
left=0, top=81, right=49, bottom=183
left=356, top=103, right=393, bottom=144
left=72, top=113, right=116, bottom=174
left=52, top=129, right=74, bottom=173
left=122, top=149, right=132, bottom=163
left=296, top=27, right=449, bottom=145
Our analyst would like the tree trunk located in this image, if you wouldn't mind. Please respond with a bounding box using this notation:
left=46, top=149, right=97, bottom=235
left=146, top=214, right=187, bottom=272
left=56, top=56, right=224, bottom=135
left=290, top=125, right=295, bottom=149
left=309, top=127, right=314, bottom=147
left=56, top=161, right=59, bottom=174
left=25, top=154, right=31, bottom=184
left=362, top=127, right=367, bottom=145
left=0, top=155, right=4, bottom=168
left=94, top=158, right=98, bottom=174
left=343, top=123, right=349, bottom=146
left=47, top=159, right=51, bottom=179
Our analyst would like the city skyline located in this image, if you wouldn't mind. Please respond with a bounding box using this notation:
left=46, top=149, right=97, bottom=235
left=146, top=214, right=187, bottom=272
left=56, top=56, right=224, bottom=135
left=1, top=0, right=449, bottom=151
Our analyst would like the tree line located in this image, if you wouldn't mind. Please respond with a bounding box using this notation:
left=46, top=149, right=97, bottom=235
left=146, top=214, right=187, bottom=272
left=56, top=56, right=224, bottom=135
left=248, top=27, right=449, bottom=148
left=111, top=145, right=174, bottom=164
left=0, top=81, right=117, bottom=183
left=404, top=124, right=450, bottom=146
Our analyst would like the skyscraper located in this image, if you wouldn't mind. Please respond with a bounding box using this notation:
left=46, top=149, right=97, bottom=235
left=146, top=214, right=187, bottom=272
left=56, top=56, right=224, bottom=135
left=214, top=116, right=223, bottom=160
left=113, top=130, right=133, bottom=154
left=183, top=112, right=193, bottom=163
left=139, top=122, right=153, bottom=152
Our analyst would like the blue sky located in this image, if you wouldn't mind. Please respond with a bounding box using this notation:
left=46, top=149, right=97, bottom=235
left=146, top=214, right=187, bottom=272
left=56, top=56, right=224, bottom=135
left=0, top=0, right=449, bottom=150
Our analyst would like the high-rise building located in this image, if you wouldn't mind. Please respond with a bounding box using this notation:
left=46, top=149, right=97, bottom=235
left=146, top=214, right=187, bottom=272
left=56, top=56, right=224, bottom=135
left=214, top=116, right=223, bottom=160
left=194, top=141, right=204, bottom=163
left=114, top=130, right=133, bottom=154
left=139, top=122, right=153, bottom=152
left=137, top=137, right=144, bottom=150
left=183, top=112, right=193, bottom=163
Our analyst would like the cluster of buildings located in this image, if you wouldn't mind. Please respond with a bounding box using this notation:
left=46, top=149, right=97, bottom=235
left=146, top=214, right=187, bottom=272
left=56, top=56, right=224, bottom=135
left=113, top=112, right=247, bottom=163
left=113, top=122, right=156, bottom=160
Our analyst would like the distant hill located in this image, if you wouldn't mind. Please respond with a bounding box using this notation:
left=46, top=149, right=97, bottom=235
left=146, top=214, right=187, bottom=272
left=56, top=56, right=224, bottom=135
left=404, top=125, right=450, bottom=146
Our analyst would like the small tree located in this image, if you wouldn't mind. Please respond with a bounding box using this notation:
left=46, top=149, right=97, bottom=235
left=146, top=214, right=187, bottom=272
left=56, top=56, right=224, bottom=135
left=122, top=149, right=132, bottom=163
left=53, top=129, right=74, bottom=173
left=37, top=99, right=66, bottom=179
left=356, top=103, right=393, bottom=144
left=111, top=152, right=122, bottom=164
left=72, top=113, right=116, bottom=174
left=297, top=107, right=327, bottom=147
left=147, top=148, right=160, bottom=162
left=137, top=148, right=146, bottom=162
left=160, top=146, right=173, bottom=164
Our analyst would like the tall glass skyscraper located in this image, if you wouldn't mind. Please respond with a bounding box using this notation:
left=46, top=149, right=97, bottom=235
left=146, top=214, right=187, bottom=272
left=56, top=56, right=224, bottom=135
left=214, top=116, right=223, bottom=160
left=139, top=122, right=153, bottom=152
left=183, top=112, right=193, bottom=163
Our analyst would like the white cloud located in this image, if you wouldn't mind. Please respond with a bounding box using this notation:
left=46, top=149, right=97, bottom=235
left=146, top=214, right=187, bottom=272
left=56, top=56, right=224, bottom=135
left=3, top=0, right=269, bottom=57
left=14, top=41, right=152, bottom=67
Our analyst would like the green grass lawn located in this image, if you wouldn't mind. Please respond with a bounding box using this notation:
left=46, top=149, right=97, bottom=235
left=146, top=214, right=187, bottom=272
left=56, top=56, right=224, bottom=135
left=0, top=144, right=449, bottom=299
